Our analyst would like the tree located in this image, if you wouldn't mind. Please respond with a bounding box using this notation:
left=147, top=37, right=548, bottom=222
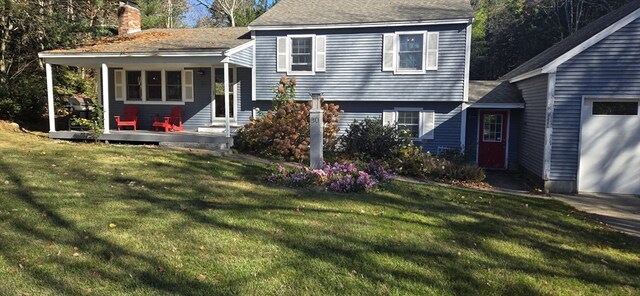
left=138, top=0, right=188, bottom=29
left=195, top=0, right=273, bottom=27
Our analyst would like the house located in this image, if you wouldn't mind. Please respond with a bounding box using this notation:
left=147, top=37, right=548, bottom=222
left=39, top=0, right=474, bottom=153
left=38, top=0, right=639, bottom=195
left=499, top=0, right=640, bottom=195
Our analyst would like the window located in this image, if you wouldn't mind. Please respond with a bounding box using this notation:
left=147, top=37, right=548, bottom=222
left=146, top=71, right=162, bottom=101
left=166, top=71, right=182, bottom=102
left=397, top=34, right=424, bottom=71
left=126, top=71, right=142, bottom=101
left=383, top=32, right=439, bottom=73
left=214, top=68, right=235, bottom=119
left=116, top=69, right=192, bottom=103
left=397, top=111, right=420, bottom=138
left=593, top=101, right=638, bottom=115
left=290, top=37, right=313, bottom=72
left=482, top=114, right=503, bottom=142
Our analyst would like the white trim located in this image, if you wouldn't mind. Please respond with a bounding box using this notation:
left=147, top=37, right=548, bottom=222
left=460, top=102, right=467, bottom=152
left=38, top=51, right=226, bottom=59
left=248, top=18, right=473, bottom=31
left=287, top=34, right=316, bottom=76
left=468, top=103, right=525, bottom=109
left=543, top=72, right=556, bottom=180
left=254, top=97, right=468, bottom=102
left=101, top=64, right=110, bottom=134
left=508, top=68, right=544, bottom=83
left=394, top=31, right=427, bottom=75
left=123, top=101, right=184, bottom=105
left=542, top=7, right=640, bottom=73
left=224, top=40, right=255, bottom=56
left=251, top=31, right=257, bottom=101
left=463, top=23, right=472, bottom=102
left=46, top=63, right=55, bottom=132
left=509, top=7, right=640, bottom=82
left=224, top=63, right=231, bottom=138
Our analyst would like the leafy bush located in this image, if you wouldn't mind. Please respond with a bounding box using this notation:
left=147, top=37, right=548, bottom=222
left=266, top=162, right=392, bottom=193
left=339, top=118, right=412, bottom=160
left=234, top=76, right=342, bottom=162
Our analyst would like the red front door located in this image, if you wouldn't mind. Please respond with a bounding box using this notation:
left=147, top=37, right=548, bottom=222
left=478, top=111, right=508, bottom=169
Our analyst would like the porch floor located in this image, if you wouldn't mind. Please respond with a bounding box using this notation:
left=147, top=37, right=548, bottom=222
left=49, top=130, right=232, bottom=146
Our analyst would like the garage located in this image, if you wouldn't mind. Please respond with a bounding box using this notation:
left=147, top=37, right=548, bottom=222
left=579, top=98, right=640, bottom=195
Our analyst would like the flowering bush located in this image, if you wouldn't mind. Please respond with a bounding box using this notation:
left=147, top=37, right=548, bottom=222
left=234, top=76, right=342, bottom=161
left=266, top=162, right=392, bottom=193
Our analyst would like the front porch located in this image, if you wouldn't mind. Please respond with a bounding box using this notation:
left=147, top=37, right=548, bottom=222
left=49, top=130, right=232, bottom=148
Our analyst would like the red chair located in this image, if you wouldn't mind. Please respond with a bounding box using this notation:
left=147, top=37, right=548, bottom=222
left=153, top=107, right=184, bottom=133
left=114, top=106, right=138, bottom=130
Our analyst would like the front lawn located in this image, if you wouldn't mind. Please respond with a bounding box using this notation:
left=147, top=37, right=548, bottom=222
left=0, top=130, right=638, bottom=295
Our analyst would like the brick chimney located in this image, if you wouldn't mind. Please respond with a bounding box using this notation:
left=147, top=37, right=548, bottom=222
left=118, top=1, right=141, bottom=36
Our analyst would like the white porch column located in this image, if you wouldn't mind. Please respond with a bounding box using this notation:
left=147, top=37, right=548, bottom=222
left=223, top=62, right=231, bottom=137
left=45, top=63, right=56, bottom=132
left=101, top=64, right=110, bottom=134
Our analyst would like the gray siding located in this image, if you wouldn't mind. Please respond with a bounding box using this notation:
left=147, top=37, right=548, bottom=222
left=551, top=17, right=640, bottom=180
left=236, top=67, right=253, bottom=126
left=250, top=100, right=463, bottom=153
left=108, top=68, right=213, bottom=131
left=228, top=45, right=254, bottom=68
left=515, top=75, right=548, bottom=179
left=254, top=24, right=467, bottom=101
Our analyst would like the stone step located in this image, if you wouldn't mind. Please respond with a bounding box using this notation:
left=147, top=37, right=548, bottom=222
left=159, top=141, right=232, bottom=156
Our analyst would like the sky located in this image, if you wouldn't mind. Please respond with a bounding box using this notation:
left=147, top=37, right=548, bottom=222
left=185, top=0, right=210, bottom=27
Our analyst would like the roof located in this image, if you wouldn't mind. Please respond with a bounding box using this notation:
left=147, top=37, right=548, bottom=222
left=469, top=80, right=523, bottom=104
left=40, top=27, right=251, bottom=55
left=502, top=0, right=640, bottom=80
left=249, top=0, right=474, bottom=28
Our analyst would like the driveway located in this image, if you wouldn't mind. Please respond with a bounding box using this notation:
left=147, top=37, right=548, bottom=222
left=483, top=170, right=640, bottom=238
left=551, top=193, right=640, bottom=238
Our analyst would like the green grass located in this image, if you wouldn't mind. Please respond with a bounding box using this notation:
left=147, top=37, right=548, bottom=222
left=0, top=131, right=638, bottom=295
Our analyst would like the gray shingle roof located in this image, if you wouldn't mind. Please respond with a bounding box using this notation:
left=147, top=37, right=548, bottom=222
left=250, top=0, right=474, bottom=27
left=469, top=80, right=523, bottom=104
left=502, top=0, right=640, bottom=80
left=41, top=27, right=251, bottom=54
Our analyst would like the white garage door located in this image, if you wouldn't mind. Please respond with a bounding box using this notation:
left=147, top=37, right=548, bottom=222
left=579, top=98, right=640, bottom=195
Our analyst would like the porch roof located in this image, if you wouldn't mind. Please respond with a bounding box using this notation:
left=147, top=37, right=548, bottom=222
left=468, top=80, right=524, bottom=108
left=39, top=27, right=251, bottom=57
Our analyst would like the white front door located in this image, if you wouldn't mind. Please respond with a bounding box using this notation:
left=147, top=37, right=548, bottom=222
left=579, top=98, right=640, bottom=195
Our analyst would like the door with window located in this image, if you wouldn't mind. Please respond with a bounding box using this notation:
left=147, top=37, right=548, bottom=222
left=478, top=111, right=508, bottom=169
left=213, top=67, right=235, bottom=121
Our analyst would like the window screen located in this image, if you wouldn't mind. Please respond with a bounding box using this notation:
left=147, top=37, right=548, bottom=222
left=397, top=111, right=420, bottom=138
left=126, top=71, right=142, bottom=101
left=146, top=71, right=162, bottom=101
left=398, top=34, right=424, bottom=71
left=290, top=37, right=313, bottom=72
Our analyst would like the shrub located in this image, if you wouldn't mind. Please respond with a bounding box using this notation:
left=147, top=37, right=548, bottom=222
left=339, top=118, right=412, bottom=160
left=266, top=162, right=392, bottom=193
left=424, top=157, right=486, bottom=182
left=234, top=76, right=342, bottom=162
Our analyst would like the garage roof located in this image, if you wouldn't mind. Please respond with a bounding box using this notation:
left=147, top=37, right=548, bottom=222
left=249, top=0, right=474, bottom=28
left=502, top=0, right=640, bottom=80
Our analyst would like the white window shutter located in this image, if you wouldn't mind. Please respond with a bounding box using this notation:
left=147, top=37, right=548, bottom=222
left=183, top=70, right=194, bottom=102
left=276, top=37, right=288, bottom=72
left=426, top=32, right=439, bottom=70
left=382, top=110, right=396, bottom=126
left=114, top=70, right=125, bottom=101
left=382, top=34, right=395, bottom=71
left=315, top=35, right=327, bottom=72
left=420, top=111, right=435, bottom=140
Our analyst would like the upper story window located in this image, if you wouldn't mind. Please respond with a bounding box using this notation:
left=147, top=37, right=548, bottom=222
left=290, top=37, right=313, bottom=72
left=114, top=69, right=194, bottom=104
left=383, top=31, right=439, bottom=74
left=276, top=35, right=327, bottom=75
left=398, top=34, right=424, bottom=71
